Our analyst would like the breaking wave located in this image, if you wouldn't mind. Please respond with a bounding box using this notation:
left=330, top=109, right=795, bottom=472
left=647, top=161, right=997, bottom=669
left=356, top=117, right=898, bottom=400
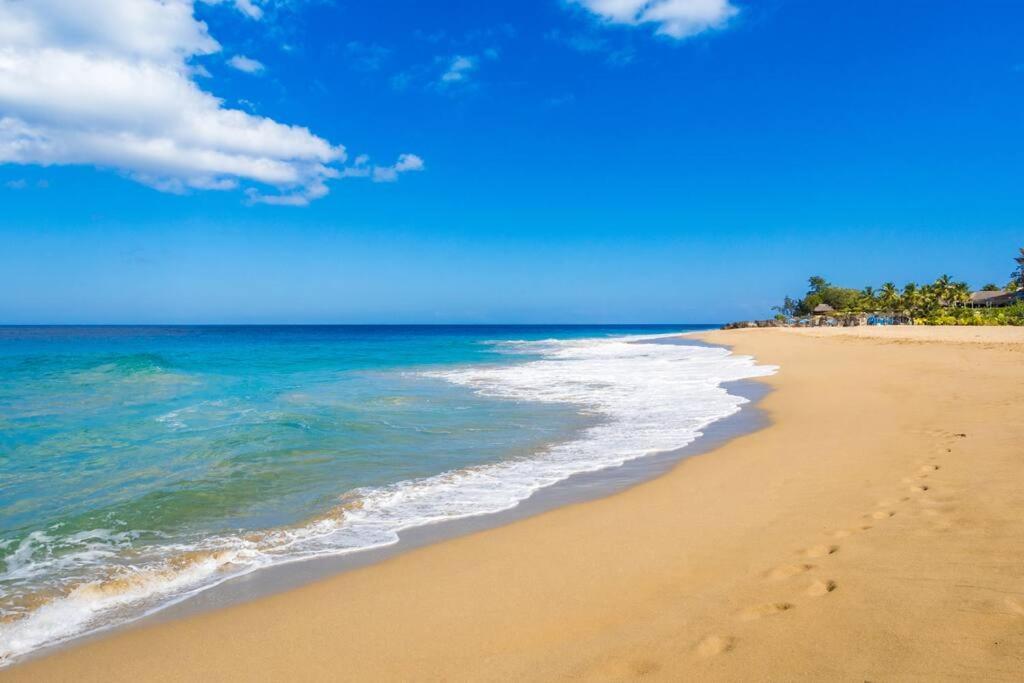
left=0, top=333, right=774, bottom=664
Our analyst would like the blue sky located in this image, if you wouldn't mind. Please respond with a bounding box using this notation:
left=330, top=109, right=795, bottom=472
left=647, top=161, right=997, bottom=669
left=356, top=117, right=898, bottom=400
left=1, top=0, right=1022, bottom=323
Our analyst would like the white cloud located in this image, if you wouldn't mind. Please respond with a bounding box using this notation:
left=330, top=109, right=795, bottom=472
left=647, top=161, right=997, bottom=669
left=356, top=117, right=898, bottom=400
left=393, top=153, right=424, bottom=173
left=201, top=0, right=263, bottom=20
left=228, top=54, right=265, bottom=74
left=3, top=177, right=47, bottom=190
left=441, top=55, right=477, bottom=83
left=338, top=152, right=424, bottom=186
left=232, top=0, right=264, bottom=20
left=571, top=0, right=739, bottom=39
left=373, top=153, right=425, bottom=182
left=0, top=0, right=420, bottom=205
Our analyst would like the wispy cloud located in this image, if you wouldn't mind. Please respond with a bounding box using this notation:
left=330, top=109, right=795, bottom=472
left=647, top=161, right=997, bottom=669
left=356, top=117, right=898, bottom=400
left=231, top=0, right=263, bottom=20
left=0, top=0, right=421, bottom=206
left=228, top=54, right=265, bottom=74
left=545, top=93, right=576, bottom=108
left=339, top=153, right=425, bottom=185
left=346, top=41, right=391, bottom=72
left=390, top=27, right=506, bottom=93
left=3, top=178, right=48, bottom=190
left=570, top=0, right=740, bottom=39
left=440, top=55, right=477, bottom=84
left=202, top=0, right=263, bottom=20
left=546, top=28, right=607, bottom=53
left=546, top=28, right=635, bottom=66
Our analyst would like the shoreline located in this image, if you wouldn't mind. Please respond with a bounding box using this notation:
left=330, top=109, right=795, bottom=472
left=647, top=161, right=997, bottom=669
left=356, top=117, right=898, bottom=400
left=2, top=333, right=771, bottom=668
left=6, top=326, right=1024, bottom=680
left=139, top=376, right=772, bottom=634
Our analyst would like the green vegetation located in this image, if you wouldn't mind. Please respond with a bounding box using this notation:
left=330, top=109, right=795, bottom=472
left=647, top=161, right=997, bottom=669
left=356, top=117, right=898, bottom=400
left=774, top=248, right=1024, bottom=326
left=1014, top=247, right=1024, bottom=290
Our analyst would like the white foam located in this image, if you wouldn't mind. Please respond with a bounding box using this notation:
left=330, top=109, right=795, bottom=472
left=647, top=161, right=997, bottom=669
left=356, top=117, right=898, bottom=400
left=0, top=334, right=775, bottom=664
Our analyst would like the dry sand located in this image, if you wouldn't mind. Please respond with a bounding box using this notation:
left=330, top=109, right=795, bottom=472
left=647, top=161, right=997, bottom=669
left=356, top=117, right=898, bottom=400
left=6, top=326, right=1024, bottom=681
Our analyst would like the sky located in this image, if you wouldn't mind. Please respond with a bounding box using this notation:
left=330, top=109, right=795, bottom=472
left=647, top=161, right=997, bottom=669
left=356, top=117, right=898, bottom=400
left=1, top=0, right=1022, bottom=324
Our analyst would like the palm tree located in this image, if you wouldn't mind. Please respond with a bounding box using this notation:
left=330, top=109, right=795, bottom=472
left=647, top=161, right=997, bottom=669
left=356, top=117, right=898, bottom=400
left=879, top=282, right=899, bottom=314
left=860, top=286, right=877, bottom=312
left=951, top=281, right=970, bottom=309
left=1012, top=247, right=1024, bottom=291
left=920, top=283, right=942, bottom=315
left=933, top=274, right=954, bottom=307
left=808, top=276, right=829, bottom=294
left=902, top=282, right=920, bottom=318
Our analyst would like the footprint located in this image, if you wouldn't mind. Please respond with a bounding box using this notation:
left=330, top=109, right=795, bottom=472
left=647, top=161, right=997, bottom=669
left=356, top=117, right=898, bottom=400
left=919, top=465, right=940, bottom=473
left=740, top=602, right=795, bottom=621
left=871, top=510, right=894, bottom=520
left=910, top=484, right=929, bottom=493
left=803, top=544, right=839, bottom=559
left=767, top=563, right=815, bottom=580
left=806, top=579, right=837, bottom=597
left=696, top=635, right=735, bottom=657
left=833, top=529, right=852, bottom=539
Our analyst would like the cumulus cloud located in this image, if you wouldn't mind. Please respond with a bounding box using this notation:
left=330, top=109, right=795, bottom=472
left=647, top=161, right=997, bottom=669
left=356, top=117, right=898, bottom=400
left=571, top=0, right=739, bottom=39
left=228, top=54, right=265, bottom=74
left=0, top=0, right=419, bottom=205
left=393, top=153, right=425, bottom=173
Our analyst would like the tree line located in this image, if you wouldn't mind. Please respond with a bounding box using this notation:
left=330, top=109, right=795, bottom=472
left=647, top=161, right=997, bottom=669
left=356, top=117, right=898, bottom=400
left=772, top=248, right=1024, bottom=325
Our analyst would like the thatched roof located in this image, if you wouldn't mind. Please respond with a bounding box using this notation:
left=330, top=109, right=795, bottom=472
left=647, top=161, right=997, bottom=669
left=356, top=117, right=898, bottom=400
left=969, top=290, right=1019, bottom=307
left=969, top=290, right=1008, bottom=303
left=813, top=303, right=835, bottom=313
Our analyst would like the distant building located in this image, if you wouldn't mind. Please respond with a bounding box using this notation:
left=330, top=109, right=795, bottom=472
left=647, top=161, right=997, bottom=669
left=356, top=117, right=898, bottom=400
left=812, top=303, right=835, bottom=314
left=968, top=290, right=1021, bottom=308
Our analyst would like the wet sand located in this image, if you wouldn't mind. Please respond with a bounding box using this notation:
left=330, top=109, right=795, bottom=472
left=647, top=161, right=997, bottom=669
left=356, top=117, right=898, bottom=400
left=6, top=326, right=1024, bottom=681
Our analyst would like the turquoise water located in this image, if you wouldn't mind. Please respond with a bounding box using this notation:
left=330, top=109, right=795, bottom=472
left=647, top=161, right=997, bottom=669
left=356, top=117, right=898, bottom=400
left=0, top=324, right=774, bottom=662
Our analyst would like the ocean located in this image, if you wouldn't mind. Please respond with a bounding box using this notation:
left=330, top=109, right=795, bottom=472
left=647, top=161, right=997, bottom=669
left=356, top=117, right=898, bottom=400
left=0, top=325, right=774, bottom=663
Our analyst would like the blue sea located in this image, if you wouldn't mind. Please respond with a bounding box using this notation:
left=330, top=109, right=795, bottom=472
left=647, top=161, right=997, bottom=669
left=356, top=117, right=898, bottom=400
left=0, top=325, right=774, bottom=663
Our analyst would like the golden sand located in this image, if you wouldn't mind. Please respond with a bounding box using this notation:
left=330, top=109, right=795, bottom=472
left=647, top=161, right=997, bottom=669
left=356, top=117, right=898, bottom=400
left=6, top=326, right=1024, bottom=681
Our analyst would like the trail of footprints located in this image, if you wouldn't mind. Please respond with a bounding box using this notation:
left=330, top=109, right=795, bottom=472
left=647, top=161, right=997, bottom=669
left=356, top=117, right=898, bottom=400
left=694, top=432, right=964, bottom=659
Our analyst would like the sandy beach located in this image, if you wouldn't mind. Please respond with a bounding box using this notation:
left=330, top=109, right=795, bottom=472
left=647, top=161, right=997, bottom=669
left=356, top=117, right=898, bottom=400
left=6, top=326, right=1024, bottom=681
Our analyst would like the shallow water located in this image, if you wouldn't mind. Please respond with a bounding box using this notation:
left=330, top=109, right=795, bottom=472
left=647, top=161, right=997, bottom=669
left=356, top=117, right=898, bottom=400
left=0, top=325, right=773, bottom=663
